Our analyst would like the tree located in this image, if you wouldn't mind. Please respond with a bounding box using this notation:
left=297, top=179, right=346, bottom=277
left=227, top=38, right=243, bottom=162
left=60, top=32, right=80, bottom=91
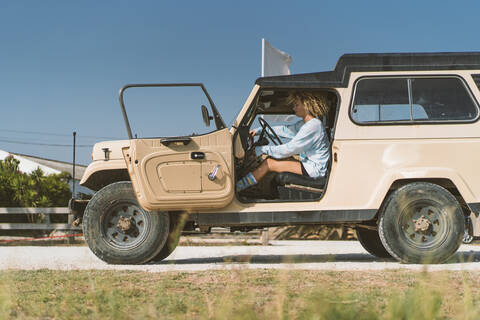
left=0, top=156, right=71, bottom=207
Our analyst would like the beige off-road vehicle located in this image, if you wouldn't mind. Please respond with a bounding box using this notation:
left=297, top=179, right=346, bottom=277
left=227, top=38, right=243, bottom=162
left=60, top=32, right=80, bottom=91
left=75, top=52, right=480, bottom=264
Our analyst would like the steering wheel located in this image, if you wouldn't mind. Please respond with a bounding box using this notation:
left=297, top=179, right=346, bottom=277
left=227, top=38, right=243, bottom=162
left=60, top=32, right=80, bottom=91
left=257, top=118, right=282, bottom=146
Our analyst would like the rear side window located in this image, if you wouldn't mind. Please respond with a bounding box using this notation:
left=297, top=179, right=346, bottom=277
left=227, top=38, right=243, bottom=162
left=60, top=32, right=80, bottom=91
left=411, top=78, right=477, bottom=121
left=352, top=77, right=478, bottom=124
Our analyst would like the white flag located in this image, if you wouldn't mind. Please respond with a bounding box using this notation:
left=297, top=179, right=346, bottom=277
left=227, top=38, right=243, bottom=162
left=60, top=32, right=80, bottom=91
left=262, top=39, right=292, bottom=77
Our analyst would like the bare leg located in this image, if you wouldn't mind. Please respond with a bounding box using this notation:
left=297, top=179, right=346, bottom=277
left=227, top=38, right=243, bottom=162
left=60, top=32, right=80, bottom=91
left=252, top=158, right=302, bottom=182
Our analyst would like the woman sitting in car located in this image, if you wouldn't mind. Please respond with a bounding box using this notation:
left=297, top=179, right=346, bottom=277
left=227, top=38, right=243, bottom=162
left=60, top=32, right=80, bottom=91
left=236, top=91, right=331, bottom=191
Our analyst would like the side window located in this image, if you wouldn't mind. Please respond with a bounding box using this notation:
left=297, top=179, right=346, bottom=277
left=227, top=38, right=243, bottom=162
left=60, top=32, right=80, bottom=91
left=411, top=78, right=477, bottom=121
left=352, top=79, right=411, bottom=122
left=121, top=86, right=223, bottom=138
left=351, top=77, right=478, bottom=124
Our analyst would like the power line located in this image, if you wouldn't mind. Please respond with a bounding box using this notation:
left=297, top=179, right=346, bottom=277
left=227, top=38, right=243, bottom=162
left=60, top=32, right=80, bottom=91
left=0, top=138, right=93, bottom=148
left=0, top=129, right=122, bottom=140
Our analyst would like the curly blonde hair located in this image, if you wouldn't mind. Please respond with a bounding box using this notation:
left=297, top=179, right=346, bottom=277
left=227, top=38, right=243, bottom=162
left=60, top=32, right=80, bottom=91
left=286, top=92, right=330, bottom=118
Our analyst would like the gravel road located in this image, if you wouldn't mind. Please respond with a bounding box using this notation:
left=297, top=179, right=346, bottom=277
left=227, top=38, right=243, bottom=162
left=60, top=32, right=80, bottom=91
left=2, top=241, right=480, bottom=272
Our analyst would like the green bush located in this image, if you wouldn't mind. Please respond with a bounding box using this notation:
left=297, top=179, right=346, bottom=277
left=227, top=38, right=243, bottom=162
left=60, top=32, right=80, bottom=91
left=0, top=156, right=71, bottom=207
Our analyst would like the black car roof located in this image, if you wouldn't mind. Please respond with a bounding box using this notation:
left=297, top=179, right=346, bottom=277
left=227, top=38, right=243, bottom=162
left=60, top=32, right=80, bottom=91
left=255, top=52, right=480, bottom=88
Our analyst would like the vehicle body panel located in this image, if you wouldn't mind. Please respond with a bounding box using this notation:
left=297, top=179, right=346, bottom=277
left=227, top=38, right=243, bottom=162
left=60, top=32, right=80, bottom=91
left=331, top=70, right=480, bottom=208
left=80, top=140, right=130, bottom=190
left=80, top=159, right=128, bottom=187
left=123, top=128, right=234, bottom=211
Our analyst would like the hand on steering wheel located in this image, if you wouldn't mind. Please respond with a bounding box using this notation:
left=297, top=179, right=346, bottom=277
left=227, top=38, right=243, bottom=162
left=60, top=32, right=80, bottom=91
left=257, top=118, right=282, bottom=146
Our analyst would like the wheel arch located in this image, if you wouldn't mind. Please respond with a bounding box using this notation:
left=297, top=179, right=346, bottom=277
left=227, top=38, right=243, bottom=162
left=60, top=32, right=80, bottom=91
left=81, top=167, right=130, bottom=191
left=383, top=178, right=473, bottom=217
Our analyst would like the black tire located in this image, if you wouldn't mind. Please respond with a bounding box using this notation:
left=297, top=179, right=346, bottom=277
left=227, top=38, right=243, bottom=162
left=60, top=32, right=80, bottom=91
left=150, top=213, right=187, bottom=262
left=378, top=182, right=464, bottom=264
left=356, top=227, right=392, bottom=258
left=83, top=181, right=169, bottom=264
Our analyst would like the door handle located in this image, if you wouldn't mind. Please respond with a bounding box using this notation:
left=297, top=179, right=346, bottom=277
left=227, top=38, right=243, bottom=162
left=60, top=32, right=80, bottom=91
left=191, top=152, right=205, bottom=160
left=208, top=165, right=221, bottom=181
left=160, top=137, right=192, bottom=146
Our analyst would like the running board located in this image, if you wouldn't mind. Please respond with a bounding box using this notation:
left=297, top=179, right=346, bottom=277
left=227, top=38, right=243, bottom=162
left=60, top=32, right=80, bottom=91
left=190, top=209, right=377, bottom=227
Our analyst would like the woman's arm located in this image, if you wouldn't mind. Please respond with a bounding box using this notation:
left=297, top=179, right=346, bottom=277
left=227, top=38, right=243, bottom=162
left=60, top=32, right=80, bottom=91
left=256, top=121, right=322, bottom=158
left=252, top=120, right=303, bottom=139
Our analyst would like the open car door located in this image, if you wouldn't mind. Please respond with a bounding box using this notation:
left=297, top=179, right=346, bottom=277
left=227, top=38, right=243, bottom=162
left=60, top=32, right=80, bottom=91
left=123, top=128, right=234, bottom=211
left=118, top=83, right=234, bottom=211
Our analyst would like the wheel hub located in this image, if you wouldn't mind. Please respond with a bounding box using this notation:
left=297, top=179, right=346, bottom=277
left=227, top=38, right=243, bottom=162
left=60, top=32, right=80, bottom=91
left=102, top=202, right=148, bottom=249
left=400, top=202, right=447, bottom=249
left=116, top=215, right=140, bottom=237
left=413, top=215, right=431, bottom=233
left=117, top=216, right=134, bottom=233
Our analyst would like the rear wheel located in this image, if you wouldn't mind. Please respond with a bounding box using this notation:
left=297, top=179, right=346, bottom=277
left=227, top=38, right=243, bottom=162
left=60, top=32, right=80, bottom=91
left=83, top=182, right=169, bottom=264
left=379, top=182, right=464, bottom=264
left=356, top=227, right=392, bottom=258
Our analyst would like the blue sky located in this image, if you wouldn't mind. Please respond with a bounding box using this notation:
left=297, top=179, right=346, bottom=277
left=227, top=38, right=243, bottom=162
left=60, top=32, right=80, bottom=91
left=1, top=0, right=479, bottom=165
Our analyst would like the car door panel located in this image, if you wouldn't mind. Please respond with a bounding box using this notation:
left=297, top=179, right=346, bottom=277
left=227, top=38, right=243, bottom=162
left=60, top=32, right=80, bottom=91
left=124, top=128, right=234, bottom=211
left=157, top=161, right=201, bottom=193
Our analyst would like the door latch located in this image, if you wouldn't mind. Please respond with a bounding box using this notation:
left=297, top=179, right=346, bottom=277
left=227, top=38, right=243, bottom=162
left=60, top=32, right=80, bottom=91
left=191, top=152, right=205, bottom=160
left=208, top=165, right=221, bottom=181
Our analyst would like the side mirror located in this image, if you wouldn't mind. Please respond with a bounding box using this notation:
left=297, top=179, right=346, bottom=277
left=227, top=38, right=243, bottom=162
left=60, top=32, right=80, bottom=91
left=201, top=105, right=213, bottom=127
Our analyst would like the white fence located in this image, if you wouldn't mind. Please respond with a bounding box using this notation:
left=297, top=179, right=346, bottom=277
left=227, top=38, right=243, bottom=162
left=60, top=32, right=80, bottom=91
left=0, top=207, right=80, bottom=232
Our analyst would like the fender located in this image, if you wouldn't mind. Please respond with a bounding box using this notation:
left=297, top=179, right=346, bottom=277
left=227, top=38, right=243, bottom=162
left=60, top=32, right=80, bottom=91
left=80, top=160, right=129, bottom=191
left=368, top=167, right=476, bottom=210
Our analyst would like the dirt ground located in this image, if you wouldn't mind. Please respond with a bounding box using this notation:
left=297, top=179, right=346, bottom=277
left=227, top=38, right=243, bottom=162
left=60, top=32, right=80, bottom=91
left=1, top=240, right=480, bottom=272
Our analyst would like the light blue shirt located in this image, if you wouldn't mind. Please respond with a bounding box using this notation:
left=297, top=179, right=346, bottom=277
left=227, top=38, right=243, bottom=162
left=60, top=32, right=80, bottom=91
left=255, top=118, right=330, bottom=178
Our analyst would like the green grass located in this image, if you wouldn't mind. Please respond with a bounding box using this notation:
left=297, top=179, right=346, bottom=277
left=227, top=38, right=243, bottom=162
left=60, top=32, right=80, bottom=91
left=0, top=269, right=479, bottom=319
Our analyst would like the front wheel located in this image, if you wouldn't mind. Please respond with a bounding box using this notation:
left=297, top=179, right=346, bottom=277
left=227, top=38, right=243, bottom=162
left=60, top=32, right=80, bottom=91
left=83, top=181, right=169, bottom=264
left=379, top=182, right=464, bottom=264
